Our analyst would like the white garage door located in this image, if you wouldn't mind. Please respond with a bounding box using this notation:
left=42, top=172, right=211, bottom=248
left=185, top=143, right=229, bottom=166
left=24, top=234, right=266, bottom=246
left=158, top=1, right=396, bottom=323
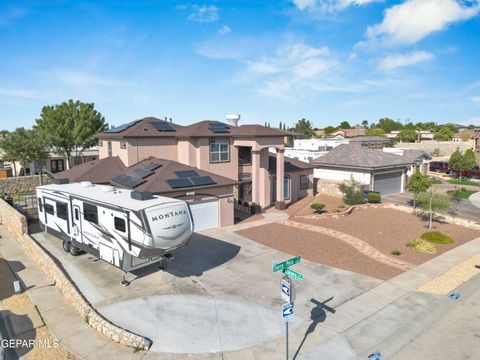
left=373, top=172, right=403, bottom=195
left=189, top=199, right=219, bottom=232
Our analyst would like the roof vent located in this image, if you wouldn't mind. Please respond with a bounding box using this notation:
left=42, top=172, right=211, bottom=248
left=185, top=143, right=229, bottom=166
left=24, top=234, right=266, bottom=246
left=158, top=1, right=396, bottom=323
left=81, top=181, right=94, bottom=188
left=226, top=114, right=240, bottom=127
left=131, top=190, right=154, bottom=201
left=101, top=185, right=114, bottom=193
left=54, top=178, right=69, bottom=185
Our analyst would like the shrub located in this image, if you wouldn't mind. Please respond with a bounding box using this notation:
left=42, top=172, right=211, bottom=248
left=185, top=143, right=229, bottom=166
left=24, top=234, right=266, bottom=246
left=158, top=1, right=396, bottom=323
left=406, top=239, right=436, bottom=253
left=310, top=203, right=325, bottom=213
left=367, top=192, right=381, bottom=203
left=391, top=250, right=401, bottom=256
left=339, top=177, right=365, bottom=205
left=421, top=231, right=453, bottom=244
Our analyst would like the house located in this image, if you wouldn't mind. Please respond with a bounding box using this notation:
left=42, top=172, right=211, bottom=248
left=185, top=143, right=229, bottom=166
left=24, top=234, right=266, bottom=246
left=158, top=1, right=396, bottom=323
left=453, top=130, right=475, bottom=142
left=312, top=142, right=415, bottom=196
left=475, top=130, right=480, bottom=150
left=387, top=130, right=435, bottom=142
left=55, top=116, right=314, bottom=231
left=284, top=138, right=349, bottom=163
left=330, top=128, right=366, bottom=138
left=383, top=148, right=432, bottom=175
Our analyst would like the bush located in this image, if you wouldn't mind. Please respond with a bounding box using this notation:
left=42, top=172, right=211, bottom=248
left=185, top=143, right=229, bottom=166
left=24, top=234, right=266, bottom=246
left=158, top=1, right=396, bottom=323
left=310, top=203, right=325, bottom=213
left=391, top=250, right=401, bottom=256
left=406, top=239, right=436, bottom=253
left=339, top=177, right=365, bottom=205
left=367, top=192, right=381, bottom=203
left=421, top=231, right=453, bottom=244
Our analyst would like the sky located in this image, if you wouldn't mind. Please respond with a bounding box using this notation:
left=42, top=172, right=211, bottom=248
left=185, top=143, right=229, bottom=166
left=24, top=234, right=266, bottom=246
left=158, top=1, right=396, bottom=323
left=0, top=0, right=480, bottom=131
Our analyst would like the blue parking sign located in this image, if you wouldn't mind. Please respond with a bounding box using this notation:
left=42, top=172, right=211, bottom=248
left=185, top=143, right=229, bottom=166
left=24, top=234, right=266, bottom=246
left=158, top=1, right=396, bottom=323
left=282, top=303, right=294, bottom=323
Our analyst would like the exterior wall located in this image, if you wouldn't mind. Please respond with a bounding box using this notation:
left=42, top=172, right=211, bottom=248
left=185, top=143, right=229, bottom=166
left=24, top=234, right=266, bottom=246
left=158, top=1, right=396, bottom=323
left=126, top=138, right=178, bottom=166
left=258, top=148, right=270, bottom=207
left=177, top=139, right=197, bottom=167
left=293, top=138, right=349, bottom=150
left=233, top=137, right=284, bottom=151
left=196, top=137, right=239, bottom=180
left=284, top=149, right=326, bottom=163
left=394, top=140, right=474, bottom=157
left=289, top=170, right=313, bottom=202
left=313, top=168, right=371, bottom=185
left=99, top=140, right=128, bottom=165
left=315, top=179, right=344, bottom=197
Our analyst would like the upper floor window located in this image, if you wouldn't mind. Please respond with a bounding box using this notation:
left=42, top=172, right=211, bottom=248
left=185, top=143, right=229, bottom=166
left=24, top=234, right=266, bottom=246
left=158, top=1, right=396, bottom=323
left=107, top=141, right=112, bottom=157
left=120, top=141, right=127, bottom=149
left=210, top=138, right=229, bottom=163
left=238, top=147, right=251, bottom=165
left=50, top=159, right=64, bottom=173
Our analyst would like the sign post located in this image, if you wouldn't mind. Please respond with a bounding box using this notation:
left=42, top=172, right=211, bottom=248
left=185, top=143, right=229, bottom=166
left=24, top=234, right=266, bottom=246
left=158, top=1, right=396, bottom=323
left=273, top=256, right=303, bottom=360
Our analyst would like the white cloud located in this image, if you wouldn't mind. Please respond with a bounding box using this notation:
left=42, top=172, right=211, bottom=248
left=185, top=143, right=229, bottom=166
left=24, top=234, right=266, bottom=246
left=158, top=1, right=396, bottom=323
left=379, top=51, right=435, bottom=70
left=188, top=5, right=219, bottom=23
left=247, top=62, right=280, bottom=74
left=367, top=0, right=480, bottom=46
left=36, top=69, right=120, bottom=88
left=292, top=0, right=380, bottom=13
left=218, top=25, right=231, bottom=35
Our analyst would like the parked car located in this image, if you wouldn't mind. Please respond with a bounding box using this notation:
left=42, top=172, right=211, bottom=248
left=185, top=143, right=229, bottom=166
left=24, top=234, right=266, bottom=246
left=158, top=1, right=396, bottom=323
left=429, top=161, right=449, bottom=173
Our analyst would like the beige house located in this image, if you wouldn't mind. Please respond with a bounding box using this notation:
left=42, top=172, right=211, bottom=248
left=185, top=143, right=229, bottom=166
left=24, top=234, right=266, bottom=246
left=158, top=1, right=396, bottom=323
left=56, top=117, right=314, bottom=230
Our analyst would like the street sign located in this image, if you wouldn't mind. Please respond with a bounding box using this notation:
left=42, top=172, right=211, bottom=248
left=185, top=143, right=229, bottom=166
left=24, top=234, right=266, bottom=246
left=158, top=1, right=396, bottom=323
left=281, top=277, right=296, bottom=303
left=285, top=268, right=304, bottom=281
left=282, top=303, right=294, bottom=323
left=272, top=256, right=301, bottom=273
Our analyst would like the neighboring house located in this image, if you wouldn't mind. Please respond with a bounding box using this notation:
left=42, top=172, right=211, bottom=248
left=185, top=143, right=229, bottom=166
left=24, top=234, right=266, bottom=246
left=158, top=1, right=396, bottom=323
left=284, top=138, right=349, bottom=163
left=312, top=143, right=414, bottom=196
left=56, top=117, right=314, bottom=231
left=475, top=130, right=480, bottom=150
left=330, top=128, right=366, bottom=138
left=383, top=148, right=432, bottom=175
left=349, top=136, right=390, bottom=148
left=387, top=130, right=434, bottom=142
left=453, top=130, right=476, bottom=142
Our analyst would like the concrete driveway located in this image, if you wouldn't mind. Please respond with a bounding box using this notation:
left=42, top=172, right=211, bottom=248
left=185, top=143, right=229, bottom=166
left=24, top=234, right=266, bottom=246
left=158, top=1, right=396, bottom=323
left=470, top=191, right=480, bottom=210
left=31, top=213, right=380, bottom=357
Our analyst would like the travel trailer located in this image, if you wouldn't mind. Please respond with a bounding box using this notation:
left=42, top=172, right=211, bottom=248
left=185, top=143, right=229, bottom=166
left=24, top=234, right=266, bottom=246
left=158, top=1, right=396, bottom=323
left=36, top=181, right=194, bottom=272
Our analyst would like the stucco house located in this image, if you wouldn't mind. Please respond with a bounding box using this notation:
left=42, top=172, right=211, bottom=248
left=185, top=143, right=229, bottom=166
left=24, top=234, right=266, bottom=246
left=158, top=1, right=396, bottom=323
left=330, top=128, right=366, bottom=138
left=55, top=117, right=314, bottom=231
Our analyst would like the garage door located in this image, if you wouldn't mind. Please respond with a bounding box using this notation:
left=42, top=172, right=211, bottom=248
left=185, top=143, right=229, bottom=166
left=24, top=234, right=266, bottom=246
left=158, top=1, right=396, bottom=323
left=373, top=172, right=402, bottom=195
left=188, top=199, right=219, bottom=231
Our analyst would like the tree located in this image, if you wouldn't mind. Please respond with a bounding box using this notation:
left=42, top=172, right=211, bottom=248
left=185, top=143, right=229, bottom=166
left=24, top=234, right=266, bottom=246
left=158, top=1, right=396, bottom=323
left=365, top=128, right=386, bottom=137
left=35, top=100, right=105, bottom=169
left=264, top=121, right=267, bottom=127
left=282, top=123, right=286, bottom=131
left=324, top=126, right=337, bottom=135
left=407, top=171, right=431, bottom=210
left=434, top=126, right=454, bottom=141
left=377, top=118, right=403, bottom=133
left=415, top=190, right=451, bottom=229
left=339, top=121, right=351, bottom=129
left=279, top=121, right=282, bottom=129
left=464, top=149, right=477, bottom=168
left=460, top=131, right=472, bottom=141
left=0, top=127, right=49, bottom=176
left=396, top=128, right=417, bottom=142
left=449, top=150, right=470, bottom=179
left=361, top=120, right=369, bottom=128
left=292, top=118, right=315, bottom=139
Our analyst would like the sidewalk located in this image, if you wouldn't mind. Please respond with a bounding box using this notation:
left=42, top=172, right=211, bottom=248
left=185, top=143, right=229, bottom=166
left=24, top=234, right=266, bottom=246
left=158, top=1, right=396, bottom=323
left=0, top=226, right=144, bottom=360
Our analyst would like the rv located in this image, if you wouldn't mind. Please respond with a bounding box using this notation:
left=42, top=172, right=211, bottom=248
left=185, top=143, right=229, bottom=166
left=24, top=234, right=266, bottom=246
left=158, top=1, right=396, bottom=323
left=36, top=181, right=194, bottom=272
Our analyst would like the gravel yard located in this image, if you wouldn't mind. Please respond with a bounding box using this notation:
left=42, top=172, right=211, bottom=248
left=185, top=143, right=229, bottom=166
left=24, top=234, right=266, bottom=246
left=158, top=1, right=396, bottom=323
left=296, top=207, right=480, bottom=266
left=236, top=223, right=403, bottom=280
left=284, top=194, right=345, bottom=217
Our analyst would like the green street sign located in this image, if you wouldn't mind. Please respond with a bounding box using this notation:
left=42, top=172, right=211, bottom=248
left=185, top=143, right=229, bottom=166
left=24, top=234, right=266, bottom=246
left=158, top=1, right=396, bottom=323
left=285, top=268, right=304, bottom=281
left=272, top=256, right=301, bottom=273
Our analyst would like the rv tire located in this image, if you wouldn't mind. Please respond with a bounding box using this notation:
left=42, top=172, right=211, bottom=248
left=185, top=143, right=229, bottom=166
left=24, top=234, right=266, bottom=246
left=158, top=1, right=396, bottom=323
left=62, top=239, right=71, bottom=253
left=70, top=245, right=81, bottom=256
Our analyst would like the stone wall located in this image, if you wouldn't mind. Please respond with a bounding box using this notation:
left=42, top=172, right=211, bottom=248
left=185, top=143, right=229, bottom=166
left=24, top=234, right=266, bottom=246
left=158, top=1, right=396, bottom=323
left=0, top=199, right=152, bottom=351
left=395, top=140, right=475, bottom=157
left=315, top=179, right=344, bottom=197
left=0, top=175, right=54, bottom=195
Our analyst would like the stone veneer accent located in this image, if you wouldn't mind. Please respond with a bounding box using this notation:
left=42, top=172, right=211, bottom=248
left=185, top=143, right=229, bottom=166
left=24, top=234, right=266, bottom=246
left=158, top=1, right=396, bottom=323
left=0, top=198, right=152, bottom=351
left=0, top=175, right=54, bottom=195
left=315, top=179, right=344, bottom=197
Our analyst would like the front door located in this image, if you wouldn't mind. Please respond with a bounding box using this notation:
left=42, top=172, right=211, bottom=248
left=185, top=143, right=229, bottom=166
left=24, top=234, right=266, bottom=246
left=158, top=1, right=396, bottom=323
left=72, top=205, right=82, bottom=243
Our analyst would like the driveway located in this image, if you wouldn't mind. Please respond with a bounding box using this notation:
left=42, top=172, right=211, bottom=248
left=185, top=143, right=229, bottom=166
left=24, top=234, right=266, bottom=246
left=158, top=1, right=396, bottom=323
left=470, top=191, right=480, bottom=210
left=30, top=212, right=380, bottom=357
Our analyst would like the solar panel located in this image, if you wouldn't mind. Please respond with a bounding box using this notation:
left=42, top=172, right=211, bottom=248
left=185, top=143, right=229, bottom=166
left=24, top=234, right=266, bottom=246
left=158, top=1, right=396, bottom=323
left=105, top=119, right=142, bottom=133
left=190, top=176, right=216, bottom=186
left=144, top=163, right=162, bottom=171
left=133, top=168, right=153, bottom=179
left=150, top=121, right=175, bottom=132
left=166, top=178, right=194, bottom=189
left=112, top=174, right=146, bottom=189
left=208, top=123, right=230, bottom=133
left=175, top=170, right=199, bottom=178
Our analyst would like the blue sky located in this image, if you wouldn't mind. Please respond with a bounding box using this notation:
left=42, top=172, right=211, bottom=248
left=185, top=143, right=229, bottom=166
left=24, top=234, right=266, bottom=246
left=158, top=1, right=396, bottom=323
left=1, top=0, right=479, bottom=131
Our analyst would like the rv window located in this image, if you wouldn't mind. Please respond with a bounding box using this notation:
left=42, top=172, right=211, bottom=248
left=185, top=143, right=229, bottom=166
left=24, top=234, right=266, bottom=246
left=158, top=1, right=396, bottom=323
left=74, top=208, right=79, bottom=221
left=45, top=203, right=54, bottom=215
left=114, top=217, right=126, bottom=232
left=56, top=202, right=68, bottom=220
left=37, top=198, right=43, bottom=212
left=83, top=203, right=98, bottom=224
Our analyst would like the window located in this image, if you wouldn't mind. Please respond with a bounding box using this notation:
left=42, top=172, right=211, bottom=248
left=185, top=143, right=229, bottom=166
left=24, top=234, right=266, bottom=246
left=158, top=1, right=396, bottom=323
left=56, top=202, right=68, bottom=220
left=50, top=159, right=65, bottom=173
left=45, top=203, right=54, bottom=215
left=120, top=141, right=127, bottom=149
left=74, top=208, right=79, bottom=221
left=210, top=138, right=229, bottom=163
left=284, top=175, right=290, bottom=200
left=114, top=217, right=126, bottom=232
left=37, top=198, right=43, bottom=212
left=238, top=146, right=251, bottom=165
left=98, top=139, right=103, bottom=146
left=83, top=203, right=98, bottom=224
left=300, top=175, right=309, bottom=190
left=107, top=142, right=112, bottom=157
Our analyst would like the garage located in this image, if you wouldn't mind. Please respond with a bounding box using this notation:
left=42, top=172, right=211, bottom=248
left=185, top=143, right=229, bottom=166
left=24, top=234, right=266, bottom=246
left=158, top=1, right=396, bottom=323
left=373, top=172, right=403, bottom=195
left=188, top=199, right=219, bottom=231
